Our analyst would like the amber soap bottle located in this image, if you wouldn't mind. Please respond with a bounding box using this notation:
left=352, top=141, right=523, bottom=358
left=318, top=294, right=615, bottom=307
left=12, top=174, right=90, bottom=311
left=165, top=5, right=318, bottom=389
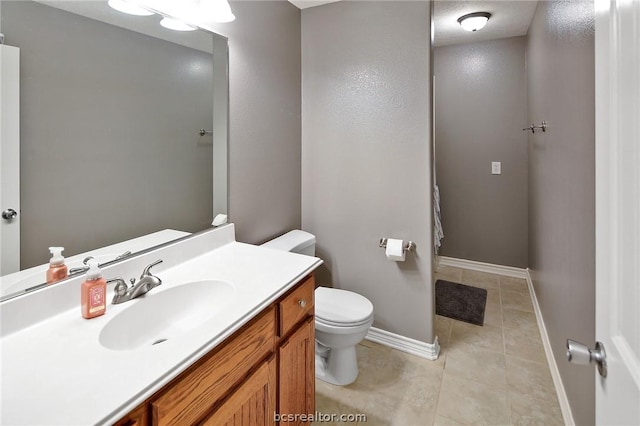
left=81, top=260, right=106, bottom=319
left=46, top=246, right=68, bottom=284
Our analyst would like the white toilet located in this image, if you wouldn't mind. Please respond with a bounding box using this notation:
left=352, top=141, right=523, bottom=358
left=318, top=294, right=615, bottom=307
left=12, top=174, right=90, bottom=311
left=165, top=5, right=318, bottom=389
left=262, top=230, right=374, bottom=386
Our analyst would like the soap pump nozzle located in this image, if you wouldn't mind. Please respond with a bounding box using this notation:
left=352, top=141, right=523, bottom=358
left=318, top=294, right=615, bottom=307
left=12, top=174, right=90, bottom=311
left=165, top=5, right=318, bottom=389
left=85, top=260, right=103, bottom=281
left=48, top=246, right=65, bottom=266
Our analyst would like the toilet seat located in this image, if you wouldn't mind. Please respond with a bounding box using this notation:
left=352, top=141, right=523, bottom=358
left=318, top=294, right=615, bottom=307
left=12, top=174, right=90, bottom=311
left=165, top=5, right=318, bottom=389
left=315, top=315, right=373, bottom=328
left=315, top=287, right=373, bottom=326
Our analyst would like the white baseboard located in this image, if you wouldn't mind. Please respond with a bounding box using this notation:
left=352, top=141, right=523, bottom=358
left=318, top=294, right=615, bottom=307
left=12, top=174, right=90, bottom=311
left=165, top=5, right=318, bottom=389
left=365, top=327, right=440, bottom=361
left=526, top=269, right=575, bottom=426
left=437, top=256, right=528, bottom=279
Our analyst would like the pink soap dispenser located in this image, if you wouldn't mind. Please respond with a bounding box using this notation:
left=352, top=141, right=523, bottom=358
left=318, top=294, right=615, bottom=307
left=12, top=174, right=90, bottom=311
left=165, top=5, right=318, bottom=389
left=81, top=260, right=106, bottom=319
left=46, top=246, right=68, bottom=284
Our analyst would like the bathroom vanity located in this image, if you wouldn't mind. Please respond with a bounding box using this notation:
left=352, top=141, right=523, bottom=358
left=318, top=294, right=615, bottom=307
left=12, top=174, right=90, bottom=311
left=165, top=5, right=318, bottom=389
left=0, top=224, right=321, bottom=425
left=116, top=276, right=315, bottom=425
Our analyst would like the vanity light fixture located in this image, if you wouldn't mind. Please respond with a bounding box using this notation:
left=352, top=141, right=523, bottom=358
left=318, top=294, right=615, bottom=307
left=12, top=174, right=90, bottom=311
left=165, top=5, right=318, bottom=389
left=109, top=0, right=235, bottom=29
left=457, top=12, right=491, bottom=32
left=160, top=16, right=197, bottom=31
left=107, top=0, right=154, bottom=16
left=201, top=0, right=236, bottom=23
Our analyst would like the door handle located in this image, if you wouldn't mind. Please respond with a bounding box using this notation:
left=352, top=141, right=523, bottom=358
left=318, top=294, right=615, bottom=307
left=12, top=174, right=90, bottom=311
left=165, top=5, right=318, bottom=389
left=1, top=208, right=18, bottom=221
left=566, top=339, right=607, bottom=378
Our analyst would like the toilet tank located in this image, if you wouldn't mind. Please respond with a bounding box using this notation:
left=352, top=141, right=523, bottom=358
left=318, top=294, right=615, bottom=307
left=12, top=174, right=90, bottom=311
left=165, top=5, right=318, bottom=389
left=261, top=230, right=316, bottom=256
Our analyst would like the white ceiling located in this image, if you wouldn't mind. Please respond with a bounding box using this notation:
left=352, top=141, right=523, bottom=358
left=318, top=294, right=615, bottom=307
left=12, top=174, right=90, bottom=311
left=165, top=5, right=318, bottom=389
left=434, top=1, right=538, bottom=47
left=288, top=1, right=539, bottom=47
left=288, top=0, right=340, bottom=9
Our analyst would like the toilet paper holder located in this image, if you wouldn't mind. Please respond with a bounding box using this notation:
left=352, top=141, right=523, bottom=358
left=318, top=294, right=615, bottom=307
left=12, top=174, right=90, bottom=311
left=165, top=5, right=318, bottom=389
left=379, top=238, right=416, bottom=253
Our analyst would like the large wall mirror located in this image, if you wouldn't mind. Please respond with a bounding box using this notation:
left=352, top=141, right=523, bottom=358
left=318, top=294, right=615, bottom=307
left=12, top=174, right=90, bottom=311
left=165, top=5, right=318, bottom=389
left=0, top=0, right=228, bottom=301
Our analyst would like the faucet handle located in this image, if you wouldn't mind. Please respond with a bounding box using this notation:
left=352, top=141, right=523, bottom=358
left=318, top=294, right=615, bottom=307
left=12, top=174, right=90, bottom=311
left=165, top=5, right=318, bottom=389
left=141, top=259, right=163, bottom=278
left=107, top=278, right=128, bottom=294
left=107, top=278, right=129, bottom=304
left=115, top=251, right=132, bottom=260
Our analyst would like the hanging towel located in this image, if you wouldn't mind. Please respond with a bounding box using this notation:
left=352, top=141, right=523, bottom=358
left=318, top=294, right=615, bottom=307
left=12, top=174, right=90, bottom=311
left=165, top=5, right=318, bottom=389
left=434, top=185, right=444, bottom=253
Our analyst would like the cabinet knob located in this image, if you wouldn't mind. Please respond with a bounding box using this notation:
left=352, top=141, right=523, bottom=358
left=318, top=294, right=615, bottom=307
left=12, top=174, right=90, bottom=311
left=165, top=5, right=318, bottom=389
left=298, top=299, right=307, bottom=308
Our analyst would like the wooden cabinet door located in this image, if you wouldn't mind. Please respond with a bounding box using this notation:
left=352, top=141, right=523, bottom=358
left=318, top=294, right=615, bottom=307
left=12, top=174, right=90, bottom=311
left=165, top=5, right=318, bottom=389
left=278, top=317, right=315, bottom=425
left=279, top=276, right=314, bottom=337
left=152, top=308, right=275, bottom=426
left=113, top=404, right=149, bottom=426
left=200, top=356, right=277, bottom=426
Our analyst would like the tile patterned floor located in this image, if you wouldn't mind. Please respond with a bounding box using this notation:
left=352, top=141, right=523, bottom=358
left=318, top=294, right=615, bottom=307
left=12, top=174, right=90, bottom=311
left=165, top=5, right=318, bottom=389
left=313, top=266, right=564, bottom=426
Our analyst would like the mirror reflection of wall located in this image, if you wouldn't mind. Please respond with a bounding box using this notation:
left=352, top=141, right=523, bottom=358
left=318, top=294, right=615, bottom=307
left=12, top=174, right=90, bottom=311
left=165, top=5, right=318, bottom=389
left=433, top=36, right=528, bottom=267
left=433, top=1, right=533, bottom=268
left=0, top=1, right=225, bottom=276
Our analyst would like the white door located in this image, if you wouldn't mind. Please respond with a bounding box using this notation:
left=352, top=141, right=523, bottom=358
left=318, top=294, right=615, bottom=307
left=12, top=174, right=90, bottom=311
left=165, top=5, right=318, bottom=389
left=0, top=44, right=20, bottom=275
left=592, top=0, right=640, bottom=423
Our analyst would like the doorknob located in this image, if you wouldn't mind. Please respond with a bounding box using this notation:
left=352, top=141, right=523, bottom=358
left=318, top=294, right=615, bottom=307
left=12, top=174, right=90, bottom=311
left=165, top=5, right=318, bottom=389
left=566, top=339, right=607, bottom=378
left=1, top=209, right=18, bottom=221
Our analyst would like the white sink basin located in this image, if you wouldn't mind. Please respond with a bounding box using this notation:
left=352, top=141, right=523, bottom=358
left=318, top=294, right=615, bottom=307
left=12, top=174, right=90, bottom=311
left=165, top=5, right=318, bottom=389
left=99, top=280, right=235, bottom=351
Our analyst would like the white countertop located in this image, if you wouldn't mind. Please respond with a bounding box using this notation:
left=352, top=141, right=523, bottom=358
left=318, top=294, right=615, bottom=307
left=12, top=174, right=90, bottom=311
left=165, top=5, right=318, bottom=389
left=0, top=225, right=322, bottom=425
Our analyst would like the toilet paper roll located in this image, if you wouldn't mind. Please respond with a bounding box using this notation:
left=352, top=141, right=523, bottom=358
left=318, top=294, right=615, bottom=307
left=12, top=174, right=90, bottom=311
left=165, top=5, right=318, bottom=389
left=385, top=238, right=406, bottom=262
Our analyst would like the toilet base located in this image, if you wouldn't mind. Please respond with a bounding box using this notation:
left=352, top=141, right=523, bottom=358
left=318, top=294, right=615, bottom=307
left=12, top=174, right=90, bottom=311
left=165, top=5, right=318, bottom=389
left=315, top=344, right=359, bottom=386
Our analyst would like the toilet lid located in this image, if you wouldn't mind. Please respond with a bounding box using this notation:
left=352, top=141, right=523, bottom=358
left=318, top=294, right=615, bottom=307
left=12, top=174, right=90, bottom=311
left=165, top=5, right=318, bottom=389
left=315, top=287, right=373, bottom=325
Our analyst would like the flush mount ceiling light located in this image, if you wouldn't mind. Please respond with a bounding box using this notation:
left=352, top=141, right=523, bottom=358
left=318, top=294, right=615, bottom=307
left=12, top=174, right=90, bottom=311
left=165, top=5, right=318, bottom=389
left=160, top=16, right=197, bottom=31
left=457, top=12, right=492, bottom=32
left=107, top=0, right=154, bottom=16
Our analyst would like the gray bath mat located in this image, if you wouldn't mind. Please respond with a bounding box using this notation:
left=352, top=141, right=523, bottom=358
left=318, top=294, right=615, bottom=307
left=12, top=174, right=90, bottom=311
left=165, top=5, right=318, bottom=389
left=435, top=280, right=487, bottom=326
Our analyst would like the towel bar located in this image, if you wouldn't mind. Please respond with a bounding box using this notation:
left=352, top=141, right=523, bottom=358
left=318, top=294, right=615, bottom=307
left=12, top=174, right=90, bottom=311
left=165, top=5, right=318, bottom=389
left=522, top=121, right=547, bottom=134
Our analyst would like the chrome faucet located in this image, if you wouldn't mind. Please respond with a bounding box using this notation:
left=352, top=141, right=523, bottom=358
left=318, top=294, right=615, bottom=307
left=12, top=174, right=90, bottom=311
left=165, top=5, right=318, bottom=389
left=108, top=259, right=163, bottom=305
left=69, top=256, right=96, bottom=275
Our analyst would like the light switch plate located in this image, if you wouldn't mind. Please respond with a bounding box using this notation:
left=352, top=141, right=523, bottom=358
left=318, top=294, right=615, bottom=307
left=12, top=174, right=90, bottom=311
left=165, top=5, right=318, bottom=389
left=492, top=162, right=502, bottom=175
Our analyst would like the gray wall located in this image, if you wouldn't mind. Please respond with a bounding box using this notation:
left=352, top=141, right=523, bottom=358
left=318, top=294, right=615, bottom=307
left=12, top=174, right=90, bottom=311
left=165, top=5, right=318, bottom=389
left=434, top=37, right=528, bottom=268
left=211, top=1, right=302, bottom=244
left=2, top=1, right=213, bottom=268
left=301, top=1, right=434, bottom=343
left=527, top=2, right=595, bottom=425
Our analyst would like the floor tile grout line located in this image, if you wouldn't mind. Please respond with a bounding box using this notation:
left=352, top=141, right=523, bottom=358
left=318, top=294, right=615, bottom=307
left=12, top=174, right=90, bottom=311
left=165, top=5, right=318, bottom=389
left=446, top=338, right=508, bottom=356
left=504, top=352, right=558, bottom=370
left=501, top=326, right=514, bottom=425
left=501, top=306, right=535, bottom=314
left=443, top=368, right=509, bottom=393
left=437, top=414, right=466, bottom=426
left=499, top=276, right=508, bottom=357
left=497, top=274, right=515, bottom=425
left=432, top=357, right=448, bottom=426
